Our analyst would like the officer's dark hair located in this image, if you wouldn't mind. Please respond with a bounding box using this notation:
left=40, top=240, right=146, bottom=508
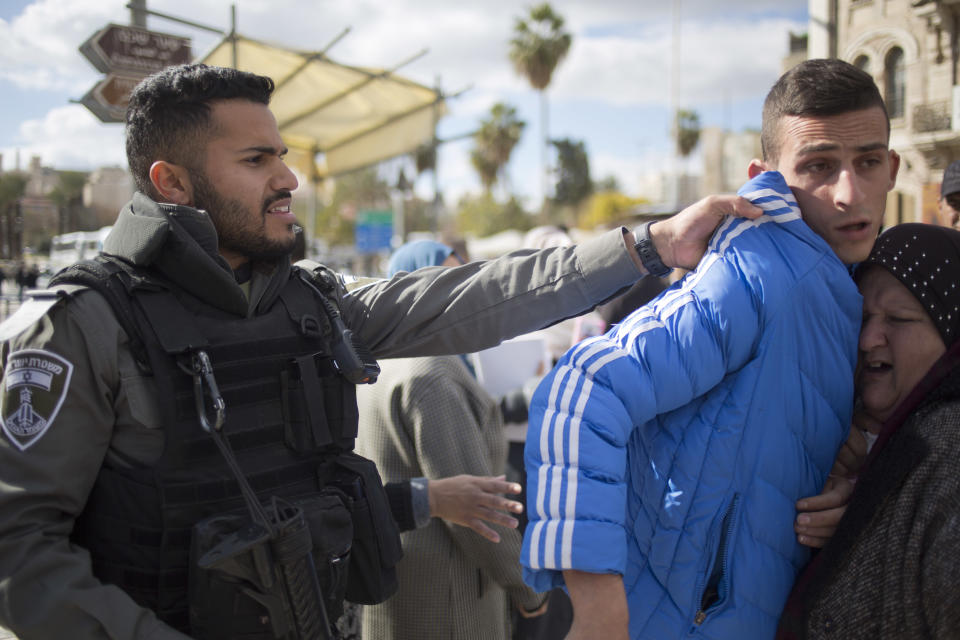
left=760, top=58, right=889, bottom=163
left=125, top=63, right=275, bottom=197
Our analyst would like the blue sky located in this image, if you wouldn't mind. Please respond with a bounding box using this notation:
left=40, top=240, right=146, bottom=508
left=0, top=0, right=808, bottom=206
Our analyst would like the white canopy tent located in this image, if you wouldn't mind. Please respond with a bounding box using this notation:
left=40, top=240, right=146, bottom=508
left=199, top=31, right=446, bottom=241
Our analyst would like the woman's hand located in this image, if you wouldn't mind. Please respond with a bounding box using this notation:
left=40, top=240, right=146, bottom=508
left=794, top=474, right=856, bottom=548
left=794, top=421, right=871, bottom=548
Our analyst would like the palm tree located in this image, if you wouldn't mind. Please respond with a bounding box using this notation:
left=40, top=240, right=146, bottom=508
left=49, top=171, right=89, bottom=233
left=0, top=174, right=27, bottom=214
left=470, top=102, right=526, bottom=194
left=413, top=143, right=437, bottom=176
left=674, top=108, right=701, bottom=201
left=550, top=137, right=592, bottom=209
left=508, top=3, right=572, bottom=208
left=675, top=108, right=701, bottom=158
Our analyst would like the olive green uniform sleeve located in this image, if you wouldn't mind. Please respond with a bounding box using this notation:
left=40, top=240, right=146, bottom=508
left=0, top=291, right=191, bottom=640
left=340, top=227, right=642, bottom=358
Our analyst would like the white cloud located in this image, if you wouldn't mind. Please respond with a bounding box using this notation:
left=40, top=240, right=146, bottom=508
left=3, top=105, right=126, bottom=171
left=0, top=0, right=115, bottom=92
left=0, top=0, right=808, bottom=98
left=562, top=0, right=806, bottom=25
left=677, top=18, right=804, bottom=104
left=552, top=17, right=803, bottom=109
left=0, top=0, right=808, bottom=203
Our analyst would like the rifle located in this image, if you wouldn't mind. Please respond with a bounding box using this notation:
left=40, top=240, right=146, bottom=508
left=189, top=350, right=334, bottom=640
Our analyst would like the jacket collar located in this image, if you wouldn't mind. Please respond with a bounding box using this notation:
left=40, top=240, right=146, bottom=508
left=102, top=192, right=291, bottom=316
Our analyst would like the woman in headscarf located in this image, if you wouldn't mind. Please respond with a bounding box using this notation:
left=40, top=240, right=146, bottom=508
left=386, top=239, right=464, bottom=274
left=778, top=223, right=960, bottom=639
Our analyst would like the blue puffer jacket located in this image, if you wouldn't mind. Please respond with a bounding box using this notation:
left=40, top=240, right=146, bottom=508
left=521, top=171, right=862, bottom=639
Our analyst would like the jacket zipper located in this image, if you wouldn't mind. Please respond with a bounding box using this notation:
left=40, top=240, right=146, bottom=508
left=693, top=493, right=740, bottom=627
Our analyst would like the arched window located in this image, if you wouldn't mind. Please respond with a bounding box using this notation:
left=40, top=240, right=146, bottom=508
left=854, top=54, right=870, bottom=74
left=885, top=47, right=905, bottom=119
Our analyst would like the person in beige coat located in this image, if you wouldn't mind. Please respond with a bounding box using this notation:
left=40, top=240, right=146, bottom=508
left=354, top=241, right=546, bottom=640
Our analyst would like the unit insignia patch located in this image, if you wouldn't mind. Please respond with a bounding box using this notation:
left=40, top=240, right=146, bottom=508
left=1, top=349, right=74, bottom=451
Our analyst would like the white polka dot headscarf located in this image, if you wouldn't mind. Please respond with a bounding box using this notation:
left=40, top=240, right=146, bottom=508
left=861, top=222, right=960, bottom=347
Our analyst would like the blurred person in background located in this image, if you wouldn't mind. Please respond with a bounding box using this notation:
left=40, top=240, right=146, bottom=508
left=780, top=223, right=960, bottom=639
left=938, top=159, right=960, bottom=231
left=354, top=240, right=547, bottom=640
left=522, top=226, right=592, bottom=364
left=588, top=271, right=669, bottom=333
left=13, top=262, right=25, bottom=301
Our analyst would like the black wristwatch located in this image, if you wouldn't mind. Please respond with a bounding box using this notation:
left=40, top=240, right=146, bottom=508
left=633, top=221, right=672, bottom=278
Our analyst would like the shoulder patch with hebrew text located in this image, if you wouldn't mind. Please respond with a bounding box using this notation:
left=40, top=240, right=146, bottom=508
left=1, top=349, right=74, bottom=451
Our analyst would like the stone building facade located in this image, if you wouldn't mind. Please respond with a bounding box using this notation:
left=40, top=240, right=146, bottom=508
left=83, top=166, right=133, bottom=227
left=804, top=0, right=960, bottom=226
left=700, top=127, right=763, bottom=196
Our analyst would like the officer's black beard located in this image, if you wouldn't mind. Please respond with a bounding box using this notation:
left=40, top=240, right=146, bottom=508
left=191, top=169, right=296, bottom=265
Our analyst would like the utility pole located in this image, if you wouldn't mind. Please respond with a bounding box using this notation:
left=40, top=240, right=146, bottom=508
left=129, top=0, right=147, bottom=27
left=432, top=75, right=443, bottom=234
left=670, top=0, right=682, bottom=211
left=230, top=4, right=238, bottom=69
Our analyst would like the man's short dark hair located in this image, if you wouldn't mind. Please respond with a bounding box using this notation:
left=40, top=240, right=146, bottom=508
left=761, top=58, right=889, bottom=163
left=125, top=64, right=275, bottom=196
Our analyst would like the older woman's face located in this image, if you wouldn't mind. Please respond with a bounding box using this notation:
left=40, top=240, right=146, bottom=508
left=857, top=266, right=947, bottom=423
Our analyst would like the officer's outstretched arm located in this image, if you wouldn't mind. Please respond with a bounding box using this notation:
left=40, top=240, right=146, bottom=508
left=338, top=196, right=760, bottom=363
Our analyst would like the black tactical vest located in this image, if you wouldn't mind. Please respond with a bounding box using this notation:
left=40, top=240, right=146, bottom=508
left=55, top=258, right=401, bottom=638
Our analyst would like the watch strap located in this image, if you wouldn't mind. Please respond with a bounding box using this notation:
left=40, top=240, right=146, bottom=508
left=633, top=221, right=672, bottom=278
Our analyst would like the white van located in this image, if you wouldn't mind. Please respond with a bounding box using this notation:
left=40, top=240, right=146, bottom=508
left=48, top=226, right=112, bottom=274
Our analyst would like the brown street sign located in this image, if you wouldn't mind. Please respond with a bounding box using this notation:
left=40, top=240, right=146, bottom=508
left=80, top=23, right=191, bottom=75
left=97, top=72, right=142, bottom=108
left=79, top=72, right=144, bottom=123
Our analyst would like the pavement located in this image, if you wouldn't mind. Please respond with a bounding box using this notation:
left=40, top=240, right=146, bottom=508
left=0, top=295, right=23, bottom=323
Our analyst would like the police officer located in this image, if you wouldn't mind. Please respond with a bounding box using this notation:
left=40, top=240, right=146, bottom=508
left=0, top=64, right=758, bottom=640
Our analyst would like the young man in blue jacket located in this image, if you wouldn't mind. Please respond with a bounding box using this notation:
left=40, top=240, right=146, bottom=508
left=521, top=58, right=900, bottom=640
